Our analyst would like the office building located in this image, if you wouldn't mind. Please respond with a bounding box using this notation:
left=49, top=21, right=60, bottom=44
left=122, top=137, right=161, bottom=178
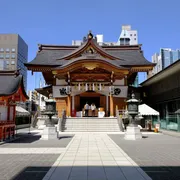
left=152, top=48, right=180, bottom=75
left=0, top=34, right=28, bottom=90
left=117, top=25, right=138, bottom=45
left=72, top=25, right=138, bottom=46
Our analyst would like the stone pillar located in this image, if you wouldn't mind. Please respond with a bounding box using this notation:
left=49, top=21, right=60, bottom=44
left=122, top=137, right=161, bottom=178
left=67, top=95, right=71, bottom=117
left=110, top=94, right=114, bottom=117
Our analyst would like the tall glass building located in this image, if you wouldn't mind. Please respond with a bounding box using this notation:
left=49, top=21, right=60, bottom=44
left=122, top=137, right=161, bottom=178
left=152, top=48, right=180, bottom=75
left=0, top=34, right=28, bottom=91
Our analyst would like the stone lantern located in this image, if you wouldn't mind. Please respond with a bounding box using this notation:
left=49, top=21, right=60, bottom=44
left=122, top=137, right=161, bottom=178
left=126, top=93, right=139, bottom=127
left=124, top=92, right=142, bottom=140
left=41, top=94, right=58, bottom=140
left=43, top=98, right=56, bottom=127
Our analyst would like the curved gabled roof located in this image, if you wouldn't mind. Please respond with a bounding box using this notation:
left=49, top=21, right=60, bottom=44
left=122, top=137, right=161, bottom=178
left=0, top=70, right=28, bottom=99
left=25, top=31, right=155, bottom=70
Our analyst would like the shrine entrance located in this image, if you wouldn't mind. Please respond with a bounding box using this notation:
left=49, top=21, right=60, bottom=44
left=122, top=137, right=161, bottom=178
left=74, top=91, right=107, bottom=117
left=80, top=96, right=100, bottom=110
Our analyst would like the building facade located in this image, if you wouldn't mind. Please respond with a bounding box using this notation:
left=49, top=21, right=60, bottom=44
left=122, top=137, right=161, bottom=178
left=28, top=90, right=47, bottom=111
left=141, top=60, right=180, bottom=132
left=0, top=34, right=28, bottom=90
left=152, top=48, right=180, bottom=75
left=25, top=31, right=154, bottom=118
left=117, top=25, right=138, bottom=46
left=72, top=25, right=138, bottom=47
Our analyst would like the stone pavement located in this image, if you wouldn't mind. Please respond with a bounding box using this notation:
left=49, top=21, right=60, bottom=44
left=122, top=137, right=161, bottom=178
left=0, top=129, right=74, bottom=180
left=43, top=133, right=151, bottom=180
left=0, top=154, right=59, bottom=180
left=109, top=133, right=180, bottom=180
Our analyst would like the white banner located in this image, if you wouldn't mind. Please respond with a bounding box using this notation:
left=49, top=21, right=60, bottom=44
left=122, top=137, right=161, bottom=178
left=53, top=85, right=128, bottom=98
left=53, top=86, right=67, bottom=98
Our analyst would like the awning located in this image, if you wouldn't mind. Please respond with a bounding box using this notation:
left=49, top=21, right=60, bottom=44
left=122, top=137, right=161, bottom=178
left=16, top=106, right=30, bottom=116
left=139, top=104, right=159, bottom=116
left=175, top=109, right=180, bottom=114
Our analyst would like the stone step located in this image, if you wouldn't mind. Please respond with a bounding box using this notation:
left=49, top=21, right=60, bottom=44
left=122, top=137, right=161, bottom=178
left=60, top=117, right=121, bottom=132
left=63, top=129, right=120, bottom=132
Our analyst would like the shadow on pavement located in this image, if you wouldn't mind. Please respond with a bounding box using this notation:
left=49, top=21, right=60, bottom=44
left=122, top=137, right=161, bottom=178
left=10, top=165, right=180, bottom=180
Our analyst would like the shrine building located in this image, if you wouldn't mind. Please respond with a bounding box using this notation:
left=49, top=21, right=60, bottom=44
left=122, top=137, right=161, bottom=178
left=0, top=70, right=28, bottom=141
left=25, top=31, right=155, bottom=118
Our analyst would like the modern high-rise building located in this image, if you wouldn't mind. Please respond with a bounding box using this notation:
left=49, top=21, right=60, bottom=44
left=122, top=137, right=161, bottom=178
left=72, top=34, right=117, bottom=46
left=117, top=25, right=138, bottom=45
left=151, top=48, right=180, bottom=75
left=0, top=34, right=28, bottom=90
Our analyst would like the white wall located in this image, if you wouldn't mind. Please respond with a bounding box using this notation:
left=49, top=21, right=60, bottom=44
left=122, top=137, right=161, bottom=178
left=113, top=79, right=124, bottom=85
left=10, top=106, right=14, bottom=121
left=0, top=106, right=7, bottom=121
left=56, top=79, right=67, bottom=85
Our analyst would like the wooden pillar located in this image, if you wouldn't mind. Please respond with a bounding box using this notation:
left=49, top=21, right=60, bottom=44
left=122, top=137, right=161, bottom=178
left=124, top=75, right=127, bottom=86
left=106, top=95, right=109, bottom=117
left=110, top=94, right=114, bottom=117
left=67, top=95, right=71, bottom=117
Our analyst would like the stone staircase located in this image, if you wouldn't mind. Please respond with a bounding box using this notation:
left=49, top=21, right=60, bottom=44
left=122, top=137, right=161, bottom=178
left=61, top=117, right=121, bottom=132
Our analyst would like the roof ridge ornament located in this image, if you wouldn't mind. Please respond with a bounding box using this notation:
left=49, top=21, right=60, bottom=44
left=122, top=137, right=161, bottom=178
left=87, top=30, right=93, bottom=39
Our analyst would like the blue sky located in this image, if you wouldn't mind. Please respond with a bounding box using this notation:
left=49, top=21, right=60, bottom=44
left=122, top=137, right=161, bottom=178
left=1, top=0, right=180, bottom=91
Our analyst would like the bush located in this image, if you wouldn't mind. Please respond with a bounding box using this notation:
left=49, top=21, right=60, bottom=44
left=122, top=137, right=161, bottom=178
left=15, top=116, right=30, bottom=125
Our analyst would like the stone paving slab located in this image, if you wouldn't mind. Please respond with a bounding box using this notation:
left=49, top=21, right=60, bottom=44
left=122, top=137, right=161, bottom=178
left=109, top=134, right=180, bottom=180
left=0, top=148, right=65, bottom=154
left=0, top=154, right=59, bottom=180
left=0, top=133, right=74, bottom=148
left=43, top=133, right=151, bottom=180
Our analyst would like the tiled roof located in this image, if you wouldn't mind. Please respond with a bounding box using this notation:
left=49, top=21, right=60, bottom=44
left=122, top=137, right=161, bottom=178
left=0, top=71, right=28, bottom=98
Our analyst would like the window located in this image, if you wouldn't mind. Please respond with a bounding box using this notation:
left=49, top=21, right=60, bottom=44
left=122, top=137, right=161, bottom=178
left=6, top=48, right=10, bottom=52
left=134, top=34, right=136, bottom=36
left=130, top=34, right=132, bottom=36
left=11, top=61, right=15, bottom=65
left=6, top=61, right=9, bottom=65
left=134, top=38, right=136, bottom=40
left=124, top=34, right=126, bottom=36
left=5, top=54, right=10, bottom=59
left=11, top=48, right=15, bottom=52
left=0, top=54, right=4, bottom=59
left=0, top=48, right=4, bottom=52
left=11, top=54, right=15, bottom=59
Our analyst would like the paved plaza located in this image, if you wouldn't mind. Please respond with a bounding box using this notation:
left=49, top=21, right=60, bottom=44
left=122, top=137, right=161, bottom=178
left=0, top=129, right=180, bottom=180
left=109, top=133, right=180, bottom=180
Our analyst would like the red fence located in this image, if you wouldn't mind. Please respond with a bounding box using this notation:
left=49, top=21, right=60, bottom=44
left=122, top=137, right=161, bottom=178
left=0, top=121, right=15, bottom=141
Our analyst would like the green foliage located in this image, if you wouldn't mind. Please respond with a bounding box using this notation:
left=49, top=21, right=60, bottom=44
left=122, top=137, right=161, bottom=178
left=15, top=116, right=30, bottom=125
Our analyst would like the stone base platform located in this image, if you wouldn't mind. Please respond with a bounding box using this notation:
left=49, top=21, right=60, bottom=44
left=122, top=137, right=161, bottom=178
left=41, top=127, right=58, bottom=140
left=124, top=126, right=142, bottom=140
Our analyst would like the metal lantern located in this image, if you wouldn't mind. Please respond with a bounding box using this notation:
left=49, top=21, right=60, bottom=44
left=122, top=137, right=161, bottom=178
left=41, top=94, right=57, bottom=127
left=126, top=93, right=141, bottom=127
